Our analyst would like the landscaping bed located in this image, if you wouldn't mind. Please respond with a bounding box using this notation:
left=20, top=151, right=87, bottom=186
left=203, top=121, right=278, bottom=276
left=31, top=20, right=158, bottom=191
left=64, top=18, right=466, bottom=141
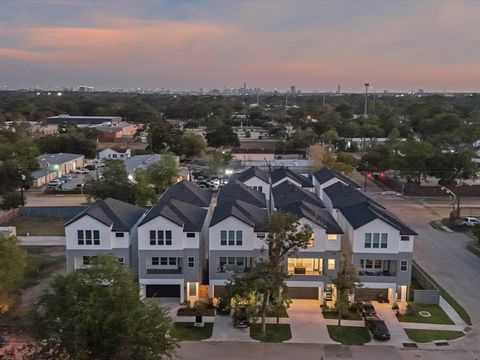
left=250, top=324, right=292, bottom=343
left=265, top=307, right=289, bottom=318
left=4, top=216, right=66, bottom=236
left=327, top=325, right=371, bottom=345
left=322, top=310, right=362, bottom=320
left=397, top=303, right=454, bottom=325
left=177, top=304, right=215, bottom=317
left=404, top=329, right=464, bottom=343
left=171, top=323, right=213, bottom=341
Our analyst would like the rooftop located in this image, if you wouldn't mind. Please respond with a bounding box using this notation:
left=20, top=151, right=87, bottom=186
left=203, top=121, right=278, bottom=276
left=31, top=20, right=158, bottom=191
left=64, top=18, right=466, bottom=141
left=323, top=182, right=384, bottom=209
left=313, top=167, right=361, bottom=188
left=229, top=166, right=269, bottom=183
left=210, top=199, right=269, bottom=232
left=272, top=181, right=324, bottom=208
left=217, top=182, right=267, bottom=208
left=37, top=153, right=84, bottom=165
left=271, top=167, right=313, bottom=187
left=159, top=180, right=212, bottom=208
left=65, top=198, right=145, bottom=232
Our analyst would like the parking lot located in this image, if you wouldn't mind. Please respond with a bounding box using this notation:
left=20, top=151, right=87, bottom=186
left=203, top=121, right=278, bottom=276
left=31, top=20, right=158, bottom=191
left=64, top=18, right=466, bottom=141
left=45, top=166, right=103, bottom=192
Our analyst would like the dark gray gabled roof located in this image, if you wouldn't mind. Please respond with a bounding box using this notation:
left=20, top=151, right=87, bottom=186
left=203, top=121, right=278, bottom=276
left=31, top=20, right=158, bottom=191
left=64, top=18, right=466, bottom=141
left=340, top=201, right=417, bottom=235
left=271, top=167, right=313, bottom=187
left=323, top=182, right=384, bottom=209
left=272, top=181, right=324, bottom=208
left=313, top=167, right=361, bottom=188
left=210, top=199, right=269, bottom=232
left=229, top=167, right=269, bottom=184
left=160, top=180, right=212, bottom=208
left=217, top=182, right=267, bottom=208
left=65, top=198, right=145, bottom=231
left=279, top=201, right=343, bottom=234
left=139, top=199, right=207, bottom=231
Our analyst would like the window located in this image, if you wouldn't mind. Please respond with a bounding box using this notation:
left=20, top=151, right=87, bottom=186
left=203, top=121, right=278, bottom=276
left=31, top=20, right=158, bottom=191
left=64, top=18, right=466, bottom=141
left=360, top=259, right=382, bottom=269
left=77, top=230, right=84, bottom=245
left=150, top=230, right=173, bottom=246
left=327, top=234, right=337, bottom=241
left=93, top=230, right=100, bottom=245
left=307, top=235, right=315, bottom=247
left=169, top=257, right=177, bottom=266
left=112, top=154, right=117, bottom=158
left=115, top=232, right=124, bottom=238
left=186, top=232, right=195, bottom=238
left=152, top=257, right=159, bottom=265
left=252, top=186, right=263, bottom=192
left=85, top=230, right=92, bottom=245
left=160, top=257, right=168, bottom=265
left=364, top=233, right=387, bottom=249
left=218, top=257, right=248, bottom=273
left=117, top=257, right=124, bottom=265
left=257, top=233, right=266, bottom=239
left=400, top=260, right=408, bottom=272
left=236, top=231, right=243, bottom=246
left=187, top=257, right=195, bottom=268
left=401, top=235, right=410, bottom=241
left=364, top=233, right=372, bottom=248
left=220, top=230, right=243, bottom=246
left=380, top=233, right=388, bottom=248
left=327, top=259, right=335, bottom=270
left=372, top=233, right=380, bottom=248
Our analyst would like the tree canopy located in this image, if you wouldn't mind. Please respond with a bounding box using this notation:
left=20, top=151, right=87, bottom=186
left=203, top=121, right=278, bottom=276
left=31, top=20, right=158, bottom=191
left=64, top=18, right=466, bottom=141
left=0, top=235, right=27, bottom=313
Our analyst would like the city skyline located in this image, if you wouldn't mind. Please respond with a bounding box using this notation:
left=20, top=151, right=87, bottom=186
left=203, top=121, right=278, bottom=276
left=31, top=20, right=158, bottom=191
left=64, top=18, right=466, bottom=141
left=0, top=0, right=479, bottom=92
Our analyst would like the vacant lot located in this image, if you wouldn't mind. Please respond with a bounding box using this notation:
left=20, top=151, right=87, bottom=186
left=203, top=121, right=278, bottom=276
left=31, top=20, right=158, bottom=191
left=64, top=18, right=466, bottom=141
left=4, top=216, right=66, bottom=236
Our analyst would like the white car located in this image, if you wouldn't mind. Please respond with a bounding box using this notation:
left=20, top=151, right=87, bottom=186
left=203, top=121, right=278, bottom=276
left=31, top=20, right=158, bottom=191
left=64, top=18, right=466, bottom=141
left=455, top=217, right=480, bottom=227
left=76, top=168, right=90, bottom=174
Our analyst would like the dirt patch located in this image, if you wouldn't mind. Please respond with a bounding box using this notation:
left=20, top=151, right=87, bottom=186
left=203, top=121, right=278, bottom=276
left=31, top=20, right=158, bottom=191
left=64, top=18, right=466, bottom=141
left=3, top=216, right=66, bottom=236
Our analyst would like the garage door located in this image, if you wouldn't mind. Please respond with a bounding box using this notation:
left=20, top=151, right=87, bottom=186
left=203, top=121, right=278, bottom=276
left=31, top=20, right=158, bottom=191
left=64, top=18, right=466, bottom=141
left=146, top=285, right=180, bottom=298
left=213, top=285, right=226, bottom=298
left=288, top=287, right=318, bottom=299
left=355, top=288, right=388, bottom=302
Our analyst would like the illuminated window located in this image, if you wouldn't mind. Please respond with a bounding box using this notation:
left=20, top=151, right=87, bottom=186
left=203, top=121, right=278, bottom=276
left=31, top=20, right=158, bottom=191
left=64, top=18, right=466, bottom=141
left=327, top=234, right=337, bottom=241
left=327, top=259, right=336, bottom=270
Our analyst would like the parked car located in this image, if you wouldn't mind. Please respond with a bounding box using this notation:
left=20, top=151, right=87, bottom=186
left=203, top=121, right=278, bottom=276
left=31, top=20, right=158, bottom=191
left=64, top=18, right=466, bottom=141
left=365, top=316, right=390, bottom=341
left=455, top=217, right=480, bottom=227
left=359, top=301, right=377, bottom=317
left=233, top=305, right=251, bottom=328
left=216, top=298, right=230, bottom=315
left=47, top=179, right=62, bottom=188
left=76, top=183, right=85, bottom=189
left=76, top=168, right=90, bottom=174
left=60, top=174, right=72, bottom=182
left=84, top=164, right=97, bottom=171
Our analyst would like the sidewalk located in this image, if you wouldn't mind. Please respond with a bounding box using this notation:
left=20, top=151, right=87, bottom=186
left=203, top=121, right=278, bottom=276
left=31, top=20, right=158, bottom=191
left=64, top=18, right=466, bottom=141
left=205, top=315, right=257, bottom=342
left=439, top=296, right=467, bottom=326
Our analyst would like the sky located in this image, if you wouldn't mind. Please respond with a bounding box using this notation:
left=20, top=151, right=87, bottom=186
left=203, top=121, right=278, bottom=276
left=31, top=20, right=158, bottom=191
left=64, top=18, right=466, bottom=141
left=0, top=0, right=479, bottom=92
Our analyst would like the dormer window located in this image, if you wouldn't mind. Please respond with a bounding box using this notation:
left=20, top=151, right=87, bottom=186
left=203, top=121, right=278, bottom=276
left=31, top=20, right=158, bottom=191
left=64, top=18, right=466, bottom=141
left=186, top=233, right=196, bottom=238
left=307, top=234, right=315, bottom=247
left=115, top=232, right=125, bottom=238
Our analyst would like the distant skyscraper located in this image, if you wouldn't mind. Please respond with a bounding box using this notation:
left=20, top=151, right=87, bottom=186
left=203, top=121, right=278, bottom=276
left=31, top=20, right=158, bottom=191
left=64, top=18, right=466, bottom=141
left=243, top=82, right=246, bottom=90
left=337, top=84, right=341, bottom=93
left=290, top=85, right=296, bottom=94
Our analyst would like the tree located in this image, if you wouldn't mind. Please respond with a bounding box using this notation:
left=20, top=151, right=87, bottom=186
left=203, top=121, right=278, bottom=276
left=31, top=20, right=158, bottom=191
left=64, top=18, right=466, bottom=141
left=29, top=255, right=177, bottom=360
left=132, top=169, right=157, bottom=206
left=205, top=125, right=239, bottom=147
left=332, top=260, right=360, bottom=338
left=0, top=235, right=27, bottom=313
left=1, top=191, right=23, bottom=210
left=266, top=211, right=313, bottom=268
left=36, top=133, right=97, bottom=158
left=172, top=133, right=206, bottom=159
left=145, top=153, right=179, bottom=193
left=472, top=223, right=480, bottom=243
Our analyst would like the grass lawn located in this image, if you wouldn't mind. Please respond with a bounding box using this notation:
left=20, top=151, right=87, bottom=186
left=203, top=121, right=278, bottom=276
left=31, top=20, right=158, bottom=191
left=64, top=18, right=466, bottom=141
left=171, top=323, right=213, bottom=341
left=20, top=246, right=65, bottom=289
left=250, top=324, right=292, bottom=343
left=413, top=261, right=472, bottom=325
left=5, top=216, right=66, bottom=236
left=323, top=310, right=362, bottom=320
left=177, top=306, right=215, bottom=317
left=397, top=303, right=454, bottom=324
left=404, top=329, right=464, bottom=343
left=327, top=325, right=371, bottom=345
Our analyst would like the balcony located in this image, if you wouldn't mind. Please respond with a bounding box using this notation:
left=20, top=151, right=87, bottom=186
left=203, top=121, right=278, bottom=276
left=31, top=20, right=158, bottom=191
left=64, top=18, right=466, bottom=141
left=147, top=268, right=182, bottom=274
left=288, top=267, right=322, bottom=276
left=358, top=270, right=396, bottom=277
left=217, top=264, right=251, bottom=274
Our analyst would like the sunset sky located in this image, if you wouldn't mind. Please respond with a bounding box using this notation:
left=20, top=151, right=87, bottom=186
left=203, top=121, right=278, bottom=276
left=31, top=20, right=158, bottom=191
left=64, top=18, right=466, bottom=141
left=0, top=0, right=479, bottom=92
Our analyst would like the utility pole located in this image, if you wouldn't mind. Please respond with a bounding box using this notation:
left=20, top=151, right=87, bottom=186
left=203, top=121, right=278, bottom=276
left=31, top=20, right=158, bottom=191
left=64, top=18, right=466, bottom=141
left=322, top=94, right=326, bottom=107
left=363, top=161, right=369, bottom=193
left=364, top=83, right=369, bottom=117
left=265, top=158, right=273, bottom=214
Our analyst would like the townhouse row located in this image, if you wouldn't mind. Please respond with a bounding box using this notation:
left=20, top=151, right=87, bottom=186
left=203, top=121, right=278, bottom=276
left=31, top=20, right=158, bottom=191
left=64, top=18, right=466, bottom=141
left=65, top=166, right=415, bottom=305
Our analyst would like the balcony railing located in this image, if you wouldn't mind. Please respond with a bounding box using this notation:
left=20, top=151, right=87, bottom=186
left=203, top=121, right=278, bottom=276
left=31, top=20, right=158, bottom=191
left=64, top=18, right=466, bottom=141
left=288, top=267, right=322, bottom=276
left=147, top=268, right=182, bottom=274
left=358, top=270, right=396, bottom=277
left=217, top=264, right=251, bottom=273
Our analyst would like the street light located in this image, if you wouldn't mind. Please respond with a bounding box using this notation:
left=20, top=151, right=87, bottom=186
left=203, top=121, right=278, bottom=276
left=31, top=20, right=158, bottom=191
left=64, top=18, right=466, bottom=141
left=441, top=186, right=460, bottom=218
left=364, top=83, right=369, bottom=117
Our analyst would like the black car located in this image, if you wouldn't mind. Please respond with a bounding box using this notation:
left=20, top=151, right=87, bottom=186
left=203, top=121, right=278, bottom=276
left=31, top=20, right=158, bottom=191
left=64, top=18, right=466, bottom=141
left=359, top=301, right=377, bottom=317
left=365, top=316, right=390, bottom=341
left=84, top=164, right=97, bottom=171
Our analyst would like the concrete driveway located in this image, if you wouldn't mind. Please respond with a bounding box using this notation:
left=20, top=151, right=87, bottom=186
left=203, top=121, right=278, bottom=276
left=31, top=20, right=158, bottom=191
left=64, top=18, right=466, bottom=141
left=286, top=299, right=338, bottom=344
left=206, top=315, right=257, bottom=342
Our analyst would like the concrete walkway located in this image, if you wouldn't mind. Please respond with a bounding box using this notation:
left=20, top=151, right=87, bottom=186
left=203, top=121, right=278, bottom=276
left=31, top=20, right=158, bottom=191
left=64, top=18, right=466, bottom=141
left=439, top=296, right=467, bottom=326
left=205, top=315, right=257, bottom=342
left=400, top=322, right=467, bottom=331
left=285, top=300, right=338, bottom=344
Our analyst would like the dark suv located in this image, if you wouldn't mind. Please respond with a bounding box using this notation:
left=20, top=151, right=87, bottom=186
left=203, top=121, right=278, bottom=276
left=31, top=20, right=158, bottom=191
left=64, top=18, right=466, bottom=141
left=359, top=301, right=377, bottom=317
left=365, top=316, right=390, bottom=341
